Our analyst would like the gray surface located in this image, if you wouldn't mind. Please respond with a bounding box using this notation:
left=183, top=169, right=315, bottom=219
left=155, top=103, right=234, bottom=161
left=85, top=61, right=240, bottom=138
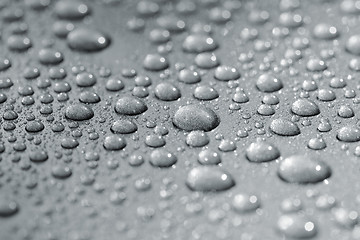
left=1, top=0, right=360, bottom=239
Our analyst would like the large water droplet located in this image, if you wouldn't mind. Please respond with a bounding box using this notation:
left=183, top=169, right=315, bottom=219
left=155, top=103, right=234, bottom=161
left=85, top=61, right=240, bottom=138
left=337, top=126, right=360, bottom=142
left=246, top=141, right=280, bottom=163
left=173, top=105, right=220, bottom=131
left=291, top=99, right=320, bottom=117
left=114, top=96, right=147, bottom=115
left=65, top=104, right=94, bottom=121
left=277, top=214, right=317, bottom=238
left=270, top=118, right=300, bottom=136
left=278, top=155, right=331, bottom=184
left=67, top=28, right=110, bottom=52
left=186, top=166, right=235, bottom=191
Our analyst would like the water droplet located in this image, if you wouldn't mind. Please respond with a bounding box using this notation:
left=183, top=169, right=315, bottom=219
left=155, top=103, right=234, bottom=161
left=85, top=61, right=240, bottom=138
left=183, top=34, right=217, bottom=53
left=154, top=82, right=181, bottom=101
left=186, top=166, right=235, bottom=191
left=291, top=99, right=320, bottom=117
left=195, top=52, right=220, bottom=69
left=103, top=135, right=126, bottom=150
left=198, top=149, right=221, bottom=165
left=277, top=214, right=317, bottom=238
left=65, top=104, right=94, bottom=121
left=270, top=118, right=300, bottom=136
left=346, top=35, right=360, bottom=55
left=54, top=1, right=90, bottom=20
left=173, top=105, right=220, bottom=131
left=186, top=131, right=209, bottom=147
left=246, top=141, right=280, bottom=163
left=0, top=199, right=19, bottom=217
left=149, top=149, right=177, bottom=168
left=51, top=165, right=72, bottom=179
left=194, top=85, right=219, bottom=100
left=111, top=119, right=137, bottom=134
left=337, top=126, right=360, bottom=142
left=278, top=155, right=331, bottom=184
left=143, top=54, right=169, bottom=71
left=178, top=69, right=201, bottom=84
left=214, top=65, right=240, bottom=81
left=67, top=28, right=110, bottom=52
left=114, top=96, right=147, bottom=115
left=76, top=72, right=97, bottom=87
left=313, top=23, right=339, bottom=40
left=256, top=74, right=283, bottom=92
left=232, top=193, right=261, bottom=213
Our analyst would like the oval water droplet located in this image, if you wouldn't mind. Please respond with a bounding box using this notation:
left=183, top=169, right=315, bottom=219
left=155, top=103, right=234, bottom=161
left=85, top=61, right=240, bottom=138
left=173, top=105, right=220, bottom=131
left=186, top=166, right=235, bottom=192
left=65, top=104, right=94, bottom=121
left=278, top=155, right=331, bottom=184
left=114, top=96, right=147, bottom=115
left=270, top=118, right=300, bottom=136
left=67, top=28, right=110, bottom=52
left=246, top=141, right=280, bottom=163
left=291, top=99, right=320, bottom=117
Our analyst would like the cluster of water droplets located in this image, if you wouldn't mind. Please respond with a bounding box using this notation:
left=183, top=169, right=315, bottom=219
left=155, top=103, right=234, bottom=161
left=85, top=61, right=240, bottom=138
left=2, top=0, right=360, bottom=239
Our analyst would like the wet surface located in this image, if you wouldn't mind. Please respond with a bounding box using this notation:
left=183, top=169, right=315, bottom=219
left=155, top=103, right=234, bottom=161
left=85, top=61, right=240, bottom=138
left=2, top=0, right=360, bottom=239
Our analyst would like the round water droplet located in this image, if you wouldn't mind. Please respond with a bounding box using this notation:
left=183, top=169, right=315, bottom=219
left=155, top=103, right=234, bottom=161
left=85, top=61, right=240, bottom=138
left=103, top=135, right=126, bottom=150
left=232, top=193, right=261, bottom=213
left=262, top=94, right=280, bottom=105
left=183, top=34, right=218, bottom=53
left=313, top=23, right=339, bottom=40
left=186, top=131, right=209, bottom=147
left=306, top=58, right=327, bottom=71
left=143, top=54, right=169, bottom=71
left=7, top=35, right=32, bottom=51
left=194, top=85, right=219, bottom=100
left=38, top=48, right=64, bottom=65
left=317, top=89, right=336, bottom=101
left=51, top=165, right=72, bottom=179
left=106, top=78, right=125, bottom=91
left=219, top=139, right=237, bottom=152
left=186, top=166, right=235, bottom=192
left=29, top=150, right=48, bottom=163
left=65, top=104, right=94, bottom=121
left=246, top=141, right=280, bottom=163
left=195, top=52, right=220, bottom=69
left=149, top=149, right=177, bottom=168
left=0, top=199, right=19, bottom=217
left=114, top=96, right=147, bottom=115
left=270, top=118, right=300, bottom=136
left=198, top=149, right=221, bottom=165
left=277, top=214, right=317, bottom=238
left=346, top=35, right=360, bottom=55
left=154, top=82, right=181, bottom=101
left=76, top=72, right=97, bottom=87
left=111, top=119, right=137, bottom=134
left=332, top=208, right=358, bottom=229
left=145, top=135, right=165, bottom=148
left=338, top=105, right=354, bottom=118
left=178, top=69, right=201, bottom=84
left=25, top=120, right=44, bottom=132
left=79, top=91, right=100, bottom=103
left=279, top=12, right=303, bottom=28
left=214, top=65, right=240, bottom=81
left=278, top=155, right=331, bottom=184
left=291, top=99, right=320, bottom=117
left=308, top=137, right=326, bottom=150
left=54, top=1, right=90, bottom=20
left=337, top=126, right=360, bottom=142
left=67, top=28, right=110, bottom=52
left=173, top=105, right=220, bottom=131
left=256, top=74, right=283, bottom=92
